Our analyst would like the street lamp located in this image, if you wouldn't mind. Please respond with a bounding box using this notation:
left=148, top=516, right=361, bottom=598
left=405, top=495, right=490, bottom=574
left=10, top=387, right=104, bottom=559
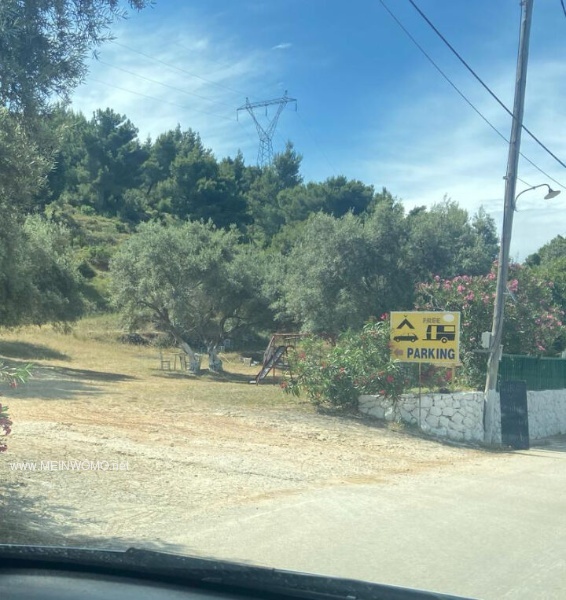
left=513, top=183, right=561, bottom=210
left=484, top=182, right=561, bottom=443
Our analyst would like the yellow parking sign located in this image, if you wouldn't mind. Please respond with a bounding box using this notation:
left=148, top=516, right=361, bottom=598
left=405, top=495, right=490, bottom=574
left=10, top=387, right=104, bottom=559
left=390, top=311, right=460, bottom=364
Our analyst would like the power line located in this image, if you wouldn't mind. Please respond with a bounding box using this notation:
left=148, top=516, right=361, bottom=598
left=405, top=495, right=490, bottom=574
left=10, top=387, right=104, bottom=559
left=109, top=40, right=285, bottom=107
left=104, top=42, right=296, bottom=156
left=97, top=59, right=236, bottom=109
left=109, top=40, right=246, bottom=98
left=295, top=111, right=339, bottom=176
left=237, top=119, right=263, bottom=151
left=561, top=0, right=566, bottom=18
left=88, top=78, right=236, bottom=122
left=378, top=0, right=566, bottom=190
left=407, top=0, right=566, bottom=173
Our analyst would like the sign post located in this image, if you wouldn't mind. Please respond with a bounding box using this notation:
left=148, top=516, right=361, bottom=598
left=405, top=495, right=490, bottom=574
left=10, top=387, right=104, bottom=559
left=390, top=311, right=460, bottom=365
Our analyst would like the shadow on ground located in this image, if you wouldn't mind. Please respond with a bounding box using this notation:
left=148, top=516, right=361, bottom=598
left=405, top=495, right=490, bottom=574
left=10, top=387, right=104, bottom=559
left=201, top=370, right=260, bottom=385
left=3, top=378, right=106, bottom=401
left=512, top=435, right=566, bottom=456
left=0, top=361, right=138, bottom=401
left=45, top=365, right=137, bottom=383
left=152, top=369, right=258, bottom=385
left=0, top=480, right=201, bottom=557
left=0, top=341, right=70, bottom=362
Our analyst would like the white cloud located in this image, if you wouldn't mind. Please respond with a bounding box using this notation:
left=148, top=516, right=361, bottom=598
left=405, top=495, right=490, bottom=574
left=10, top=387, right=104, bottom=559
left=272, top=42, right=292, bottom=51
left=357, top=56, right=566, bottom=260
left=71, top=18, right=276, bottom=160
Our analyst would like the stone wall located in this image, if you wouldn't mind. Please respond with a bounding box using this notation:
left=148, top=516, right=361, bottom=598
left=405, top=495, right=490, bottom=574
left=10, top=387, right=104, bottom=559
left=359, top=392, right=485, bottom=442
left=525, top=391, right=566, bottom=439
left=359, top=388, right=566, bottom=444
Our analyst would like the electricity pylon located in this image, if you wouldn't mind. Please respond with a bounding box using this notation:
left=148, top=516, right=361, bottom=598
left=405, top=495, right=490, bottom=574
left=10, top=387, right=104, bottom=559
left=237, top=91, right=297, bottom=167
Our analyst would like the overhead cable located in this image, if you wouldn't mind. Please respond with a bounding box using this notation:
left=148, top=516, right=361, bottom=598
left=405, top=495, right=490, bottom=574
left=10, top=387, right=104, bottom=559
left=378, top=0, right=566, bottom=190
left=407, top=0, right=566, bottom=173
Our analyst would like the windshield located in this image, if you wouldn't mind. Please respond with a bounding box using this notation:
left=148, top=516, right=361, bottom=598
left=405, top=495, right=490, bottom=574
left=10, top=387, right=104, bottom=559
left=1, top=2, right=566, bottom=599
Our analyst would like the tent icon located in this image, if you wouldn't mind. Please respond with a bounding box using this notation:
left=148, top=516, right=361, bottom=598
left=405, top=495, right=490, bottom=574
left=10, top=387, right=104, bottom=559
left=397, top=317, right=415, bottom=330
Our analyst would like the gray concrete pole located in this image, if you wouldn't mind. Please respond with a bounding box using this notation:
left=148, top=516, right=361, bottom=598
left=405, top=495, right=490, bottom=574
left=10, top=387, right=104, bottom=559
left=484, top=0, right=534, bottom=444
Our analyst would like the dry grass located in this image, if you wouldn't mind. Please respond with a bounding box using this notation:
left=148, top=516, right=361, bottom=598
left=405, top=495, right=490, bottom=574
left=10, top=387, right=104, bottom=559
left=0, top=315, right=311, bottom=428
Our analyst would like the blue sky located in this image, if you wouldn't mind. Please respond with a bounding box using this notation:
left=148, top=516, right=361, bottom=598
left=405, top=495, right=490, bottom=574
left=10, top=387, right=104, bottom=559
left=71, top=0, right=566, bottom=259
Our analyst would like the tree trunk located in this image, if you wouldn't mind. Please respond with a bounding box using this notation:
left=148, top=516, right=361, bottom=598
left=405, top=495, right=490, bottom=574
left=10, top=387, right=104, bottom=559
left=178, top=340, right=201, bottom=374
left=207, top=345, right=223, bottom=373
left=163, top=320, right=201, bottom=374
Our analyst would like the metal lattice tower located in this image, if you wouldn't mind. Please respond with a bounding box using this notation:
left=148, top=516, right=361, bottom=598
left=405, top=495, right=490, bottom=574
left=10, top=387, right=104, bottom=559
left=237, top=91, right=297, bottom=167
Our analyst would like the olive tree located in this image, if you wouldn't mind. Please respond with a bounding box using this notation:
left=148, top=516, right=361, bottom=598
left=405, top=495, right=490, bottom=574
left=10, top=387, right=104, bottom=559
left=109, top=221, right=272, bottom=371
left=0, top=215, right=86, bottom=327
left=0, top=0, right=149, bottom=116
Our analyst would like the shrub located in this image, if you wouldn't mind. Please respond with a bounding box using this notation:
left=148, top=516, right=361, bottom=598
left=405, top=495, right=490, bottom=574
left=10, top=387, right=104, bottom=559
left=0, top=403, right=12, bottom=453
left=0, top=363, right=32, bottom=452
left=415, top=263, right=565, bottom=388
left=284, top=320, right=408, bottom=410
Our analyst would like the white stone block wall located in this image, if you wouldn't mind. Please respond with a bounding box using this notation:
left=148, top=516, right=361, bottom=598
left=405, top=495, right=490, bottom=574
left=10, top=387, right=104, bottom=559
left=359, top=388, right=566, bottom=444
left=359, top=392, right=485, bottom=443
left=526, top=390, right=566, bottom=439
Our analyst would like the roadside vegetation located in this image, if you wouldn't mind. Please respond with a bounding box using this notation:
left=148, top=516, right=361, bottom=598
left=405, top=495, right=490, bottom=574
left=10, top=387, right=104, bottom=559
left=0, top=1, right=565, bottom=452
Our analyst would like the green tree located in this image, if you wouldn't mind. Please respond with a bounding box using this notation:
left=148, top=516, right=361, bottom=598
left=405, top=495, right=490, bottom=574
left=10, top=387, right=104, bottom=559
left=0, top=0, right=150, bottom=328
left=0, top=215, right=86, bottom=327
left=109, top=221, right=272, bottom=370
left=76, top=108, right=147, bottom=217
left=144, top=129, right=249, bottom=228
left=246, top=142, right=303, bottom=243
left=0, top=0, right=148, bottom=117
left=0, top=108, right=51, bottom=210
left=525, top=237, right=566, bottom=345
left=318, top=176, right=375, bottom=217
left=279, top=212, right=392, bottom=333
left=404, top=200, right=498, bottom=281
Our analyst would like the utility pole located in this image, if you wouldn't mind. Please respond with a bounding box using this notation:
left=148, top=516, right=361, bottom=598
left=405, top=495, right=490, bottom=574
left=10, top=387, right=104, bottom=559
left=484, top=0, right=534, bottom=444
left=237, top=91, right=297, bottom=167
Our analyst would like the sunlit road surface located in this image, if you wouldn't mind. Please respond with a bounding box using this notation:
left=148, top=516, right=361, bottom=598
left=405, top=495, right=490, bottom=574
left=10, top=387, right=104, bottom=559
left=184, top=437, right=566, bottom=600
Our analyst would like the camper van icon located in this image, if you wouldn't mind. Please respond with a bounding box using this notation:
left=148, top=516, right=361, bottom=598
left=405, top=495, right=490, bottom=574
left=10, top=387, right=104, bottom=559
left=426, top=324, right=456, bottom=343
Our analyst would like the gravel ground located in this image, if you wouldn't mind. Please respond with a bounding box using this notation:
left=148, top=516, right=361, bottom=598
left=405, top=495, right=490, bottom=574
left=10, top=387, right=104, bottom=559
left=0, top=362, right=493, bottom=555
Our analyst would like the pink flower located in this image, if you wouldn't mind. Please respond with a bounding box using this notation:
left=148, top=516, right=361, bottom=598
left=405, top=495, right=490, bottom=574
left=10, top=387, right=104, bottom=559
left=386, top=375, right=394, bottom=383
left=457, top=285, right=465, bottom=293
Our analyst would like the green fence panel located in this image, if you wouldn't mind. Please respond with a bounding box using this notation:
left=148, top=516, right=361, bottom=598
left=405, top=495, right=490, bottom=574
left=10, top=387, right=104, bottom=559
left=499, top=354, right=566, bottom=391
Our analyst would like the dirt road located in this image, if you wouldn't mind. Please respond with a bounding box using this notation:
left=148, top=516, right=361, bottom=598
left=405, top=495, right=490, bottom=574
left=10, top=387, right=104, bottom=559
left=0, top=326, right=497, bottom=554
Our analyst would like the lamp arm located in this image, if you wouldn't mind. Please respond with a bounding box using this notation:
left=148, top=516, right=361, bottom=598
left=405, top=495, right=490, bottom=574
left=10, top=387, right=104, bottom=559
left=513, top=183, right=549, bottom=210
